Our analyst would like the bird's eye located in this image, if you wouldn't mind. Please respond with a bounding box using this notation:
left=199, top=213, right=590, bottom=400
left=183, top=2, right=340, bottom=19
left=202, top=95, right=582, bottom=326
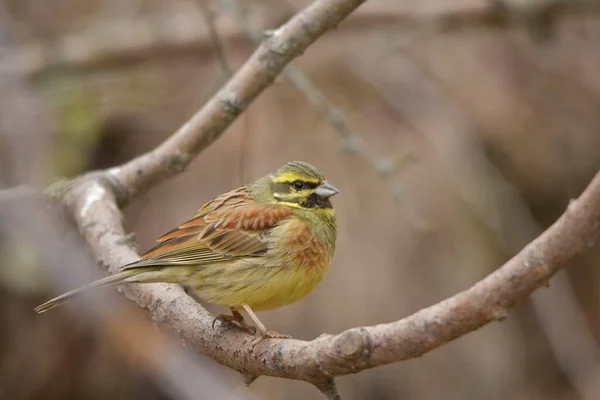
left=292, top=180, right=304, bottom=190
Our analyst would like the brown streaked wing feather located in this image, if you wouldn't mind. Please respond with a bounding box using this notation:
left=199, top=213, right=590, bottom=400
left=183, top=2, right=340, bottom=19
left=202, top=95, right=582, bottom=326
left=139, top=186, right=252, bottom=261
left=125, top=187, right=292, bottom=268
left=152, top=186, right=250, bottom=245
left=200, top=206, right=293, bottom=256
left=192, top=186, right=249, bottom=219
left=141, top=232, right=207, bottom=260
left=157, top=225, right=204, bottom=242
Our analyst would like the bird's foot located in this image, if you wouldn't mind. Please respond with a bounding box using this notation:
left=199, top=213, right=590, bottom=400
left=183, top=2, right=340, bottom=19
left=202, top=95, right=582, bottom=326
left=212, top=311, right=257, bottom=335
left=250, top=330, right=292, bottom=349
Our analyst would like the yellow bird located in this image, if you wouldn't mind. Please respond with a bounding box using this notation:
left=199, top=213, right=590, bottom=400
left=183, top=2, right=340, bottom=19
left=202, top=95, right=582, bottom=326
left=36, top=161, right=339, bottom=345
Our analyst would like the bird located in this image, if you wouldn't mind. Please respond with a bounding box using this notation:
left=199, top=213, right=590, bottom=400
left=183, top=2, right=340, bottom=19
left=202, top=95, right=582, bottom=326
left=35, top=161, right=339, bottom=346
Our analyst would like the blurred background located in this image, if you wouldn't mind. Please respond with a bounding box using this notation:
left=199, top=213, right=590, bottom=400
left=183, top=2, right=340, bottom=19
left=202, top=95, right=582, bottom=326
left=2, top=0, right=600, bottom=399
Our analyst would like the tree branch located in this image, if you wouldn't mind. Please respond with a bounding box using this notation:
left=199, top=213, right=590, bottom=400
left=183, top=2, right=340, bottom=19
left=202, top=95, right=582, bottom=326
left=60, top=159, right=600, bottom=389
left=104, top=0, right=368, bottom=205
left=10, top=0, right=600, bottom=397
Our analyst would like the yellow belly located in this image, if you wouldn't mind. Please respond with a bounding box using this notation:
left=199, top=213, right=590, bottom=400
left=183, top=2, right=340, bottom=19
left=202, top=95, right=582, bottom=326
left=185, top=216, right=333, bottom=311
left=189, top=259, right=328, bottom=311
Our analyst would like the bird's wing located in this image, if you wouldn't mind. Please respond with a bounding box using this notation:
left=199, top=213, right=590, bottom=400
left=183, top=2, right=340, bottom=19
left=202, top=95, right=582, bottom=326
left=122, top=187, right=292, bottom=269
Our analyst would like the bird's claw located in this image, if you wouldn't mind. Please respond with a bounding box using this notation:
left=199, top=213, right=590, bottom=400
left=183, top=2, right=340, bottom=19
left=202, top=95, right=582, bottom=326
left=240, top=322, right=257, bottom=335
left=250, top=331, right=292, bottom=349
left=212, top=314, right=256, bottom=335
left=212, top=314, right=229, bottom=330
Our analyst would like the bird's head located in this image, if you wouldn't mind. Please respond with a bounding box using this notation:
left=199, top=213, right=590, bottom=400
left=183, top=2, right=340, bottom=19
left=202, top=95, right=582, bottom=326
left=252, top=161, right=339, bottom=211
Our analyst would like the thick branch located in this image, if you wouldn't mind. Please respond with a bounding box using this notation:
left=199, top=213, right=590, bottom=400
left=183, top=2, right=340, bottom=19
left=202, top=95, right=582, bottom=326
left=61, top=167, right=600, bottom=385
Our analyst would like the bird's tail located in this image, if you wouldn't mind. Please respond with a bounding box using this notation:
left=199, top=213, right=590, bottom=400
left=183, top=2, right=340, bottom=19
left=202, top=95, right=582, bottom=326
left=34, top=267, right=155, bottom=313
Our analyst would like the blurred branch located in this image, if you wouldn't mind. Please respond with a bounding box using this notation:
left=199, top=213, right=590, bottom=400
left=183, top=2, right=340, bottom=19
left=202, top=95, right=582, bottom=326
left=217, top=0, right=419, bottom=224
left=0, top=8, right=290, bottom=79
left=2, top=0, right=598, bottom=79
left=412, top=0, right=600, bottom=34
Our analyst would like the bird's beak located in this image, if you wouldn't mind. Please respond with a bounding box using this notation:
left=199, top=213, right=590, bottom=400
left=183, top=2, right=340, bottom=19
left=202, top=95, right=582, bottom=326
left=315, top=181, right=339, bottom=198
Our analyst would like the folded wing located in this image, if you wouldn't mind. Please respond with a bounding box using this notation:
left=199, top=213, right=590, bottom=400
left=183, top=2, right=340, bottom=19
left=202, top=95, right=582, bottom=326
left=122, top=188, right=292, bottom=269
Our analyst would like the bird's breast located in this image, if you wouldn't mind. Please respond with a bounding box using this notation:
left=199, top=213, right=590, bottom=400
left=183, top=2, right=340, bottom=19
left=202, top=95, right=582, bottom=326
left=269, top=217, right=331, bottom=272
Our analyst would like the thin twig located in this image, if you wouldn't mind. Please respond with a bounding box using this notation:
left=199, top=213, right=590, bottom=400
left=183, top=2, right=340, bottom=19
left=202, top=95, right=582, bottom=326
left=196, top=0, right=233, bottom=77
left=217, top=0, right=419, bottom=221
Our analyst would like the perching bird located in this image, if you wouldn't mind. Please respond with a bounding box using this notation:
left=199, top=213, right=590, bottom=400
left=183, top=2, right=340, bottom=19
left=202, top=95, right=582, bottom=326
left=35, top=161, right=338, bottom=346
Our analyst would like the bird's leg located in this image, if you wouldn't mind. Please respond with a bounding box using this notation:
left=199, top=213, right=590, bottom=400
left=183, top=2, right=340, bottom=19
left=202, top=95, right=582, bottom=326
left=212, top=307, right=256, bottom=335
left=230, top=309, right=257, bottom=335
left=242, top=304, right=291, bottom=348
